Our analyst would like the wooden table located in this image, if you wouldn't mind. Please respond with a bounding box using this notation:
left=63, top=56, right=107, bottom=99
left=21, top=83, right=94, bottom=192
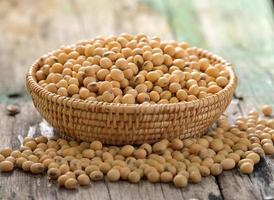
left=1, top=0, right=274, bottom=199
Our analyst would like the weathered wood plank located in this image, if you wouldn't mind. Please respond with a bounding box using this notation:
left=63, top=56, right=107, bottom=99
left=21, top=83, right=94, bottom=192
left=0, top=0, right=84, bottom=101
left=193, top=1, right=274, bottom=199
left=144, top=0, right=206, bottom=46
left=239, top=98, right=274, bottom=199
left=2, top=88, right=273, bottom=200
left=180, top=177, right=222, bottom=200
left=193, top=0, right=274, bottom=106
left=1, top=0, right=274, bottom=199
left=164, top=0, right=206, bottom=47
left=0, top=102, right=222, bottom=200
left=217, top=170, right=261, bottom=200
left=0, top=103, right=113, bottom=200
left=212, top=99, right=261, bottom=200
left=250, top=158, right=274, bottom=200
left=0, top=106, right=16, bottom=150
left=0, top=103, right=53, bottom=200
left=216, top=95, right=274, bottom=200
left=106, top=181, right=166, bottom=200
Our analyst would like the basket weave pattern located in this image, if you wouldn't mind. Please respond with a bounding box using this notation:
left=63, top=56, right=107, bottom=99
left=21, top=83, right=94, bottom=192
left=26, top=47, right=237, bottom=145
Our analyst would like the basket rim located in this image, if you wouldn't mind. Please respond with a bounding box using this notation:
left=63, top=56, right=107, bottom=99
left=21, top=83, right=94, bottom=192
left=26, top=46, right=237, bottom=113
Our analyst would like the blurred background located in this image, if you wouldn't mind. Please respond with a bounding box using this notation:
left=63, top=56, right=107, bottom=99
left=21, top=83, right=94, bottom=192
left=0, top=0, right=274, bottom=107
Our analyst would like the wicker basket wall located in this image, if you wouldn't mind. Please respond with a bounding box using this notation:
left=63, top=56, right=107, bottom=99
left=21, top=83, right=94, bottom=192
left=26, top=47, right=237, bottom=145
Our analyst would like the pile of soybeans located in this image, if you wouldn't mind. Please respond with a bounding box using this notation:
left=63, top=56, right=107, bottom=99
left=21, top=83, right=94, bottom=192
left=3, top=34, right=273, bottom=190
left=0, top=106, right=274, bottom=190
left=36, top=33, right=230, bottom=104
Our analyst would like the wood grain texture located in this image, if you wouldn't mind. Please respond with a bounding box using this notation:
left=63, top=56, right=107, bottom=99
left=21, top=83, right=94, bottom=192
left=239, top=99, right=274, bottom=200
left=193, top=1, right=274, bottom=199
left=0, top=103, right=222, bottom=200
left=217, top=170, right=261, bottom=200
left=1, top=0, right=274, bottom=199
left=193, top=0, right=274, bottom=107
left=0, top=0, right=83, bottom=99
left=143, top=0, right=206, bottom=47
left=2, top=97, right=270, bottom=200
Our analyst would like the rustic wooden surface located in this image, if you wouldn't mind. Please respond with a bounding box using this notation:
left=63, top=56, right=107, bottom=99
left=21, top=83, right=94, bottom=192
left=0, top=0, right=274, bottom=199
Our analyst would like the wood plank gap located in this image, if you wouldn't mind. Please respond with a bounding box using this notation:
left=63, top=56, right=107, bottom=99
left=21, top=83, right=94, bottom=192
left=160, top=184, right=167, bottom=200
left=104, top=178, right=114, bottom=200
left=238, top=95, right=274, bottom=199
left=214, top=177, right=225, bottom=200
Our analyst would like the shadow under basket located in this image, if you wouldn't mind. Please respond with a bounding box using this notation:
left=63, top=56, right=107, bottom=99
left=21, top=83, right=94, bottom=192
left=26, top=47, right=237, bottom=145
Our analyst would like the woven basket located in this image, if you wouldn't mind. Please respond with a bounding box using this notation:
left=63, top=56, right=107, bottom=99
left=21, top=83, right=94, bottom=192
left=26, top=47, right=237, bottom=145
